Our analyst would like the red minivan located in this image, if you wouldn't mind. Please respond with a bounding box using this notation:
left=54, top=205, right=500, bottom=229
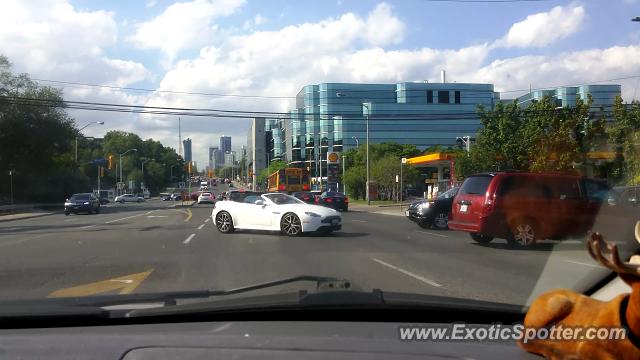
left=448, top=172, right=612, bottom=247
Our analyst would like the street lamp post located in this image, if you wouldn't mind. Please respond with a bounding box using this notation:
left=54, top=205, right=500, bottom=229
left=352, top=136, right=359, bottom=147
left=342, top=155, right=347, bottom=195
left=8, top=169, right=14, bottom=205
left=119, top=148, right=137, bottom=195
left=75, top=121, right=104, bottom=163
left=456, top=136, right=471, bottom=152
left=363, top=102, right=371, bottom=205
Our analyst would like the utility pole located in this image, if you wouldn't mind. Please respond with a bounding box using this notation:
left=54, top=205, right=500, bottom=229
left=178, top=117, right=182, bottom=157
left=9, top=169, right=14, bottom=205
left=364, top=102, right=371, bottom=206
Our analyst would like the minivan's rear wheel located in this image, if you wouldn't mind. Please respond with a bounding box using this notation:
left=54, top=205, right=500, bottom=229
left=281, top=212, right=302, bottom=236
left=433, top=212, right=449, bottom=230
left=508, top=219, right=537, bottom=247
left=215, top=211, right=234, bottom=233
left=470, top=233, right=493, bottom=244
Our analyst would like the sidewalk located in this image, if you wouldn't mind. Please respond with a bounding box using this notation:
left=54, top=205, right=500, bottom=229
left=348, top=203, right=408, bottom=217
left=0, top=211, right=57, bottom=223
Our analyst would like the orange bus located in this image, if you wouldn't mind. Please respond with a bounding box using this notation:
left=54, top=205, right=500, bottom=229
left=268, top=168, right=311, bottom=193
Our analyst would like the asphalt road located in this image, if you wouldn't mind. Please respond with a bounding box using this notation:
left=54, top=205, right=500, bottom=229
left=0, top=184, right=624, bottom=305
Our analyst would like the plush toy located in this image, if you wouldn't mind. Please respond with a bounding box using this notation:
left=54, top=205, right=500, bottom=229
left=519, top=223, right=640, bottom=360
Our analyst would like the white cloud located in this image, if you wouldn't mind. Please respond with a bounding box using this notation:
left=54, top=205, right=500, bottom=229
left=0, top=0, right=150, bottom=86
left=146, top=0, right=158, bottom=7
left=494, top=3, right=586, bottom=48
left=364, top=3, right=406, bottom=46
left=242, top=14, right=268, bottom=31
left=128, top=0, right=246, bottom=59
left=470, top=46, right=640, bottom=100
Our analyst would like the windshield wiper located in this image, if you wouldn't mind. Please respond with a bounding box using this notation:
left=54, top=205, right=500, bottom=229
left=0, top=275, right=350, bottom=315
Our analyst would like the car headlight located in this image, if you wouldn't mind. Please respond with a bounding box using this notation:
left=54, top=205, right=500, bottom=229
left=64, top=202, right=71, bottom=206
left=418, top=202, right=430, bottom=209
left=305, top=212, right=321, bottom=217
left=83, top=201, right=90, bottom=205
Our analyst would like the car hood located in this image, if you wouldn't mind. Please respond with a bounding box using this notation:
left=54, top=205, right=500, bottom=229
left=286, top=204, right=340, bottom=217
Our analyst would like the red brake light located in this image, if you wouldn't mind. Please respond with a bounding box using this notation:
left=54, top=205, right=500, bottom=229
left=344, top=197, right=348, bottom=203
left=303, top=184, right=309, bottom=190
left=303, top=196, right=310, bottom=200
left=279, top=184, right=286, bottom=191
left=482, top=195, right=494, bottom=215
left=326, top=198, right=333, bottom=202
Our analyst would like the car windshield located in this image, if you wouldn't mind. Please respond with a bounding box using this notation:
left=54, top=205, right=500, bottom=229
left=4, top=1, right=640, bottom=339
left=264, top=193, right=304, bottom=205
left=69, top=194, right=90, bottom=201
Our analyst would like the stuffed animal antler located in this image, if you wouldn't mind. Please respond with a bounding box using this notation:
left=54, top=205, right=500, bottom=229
left=519, top=223, right=640, bottom=360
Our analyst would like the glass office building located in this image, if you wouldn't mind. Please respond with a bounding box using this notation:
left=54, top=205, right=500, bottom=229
left=282, top=82, right=498, bottom=175
left=513, top=85, right=621, bottom=116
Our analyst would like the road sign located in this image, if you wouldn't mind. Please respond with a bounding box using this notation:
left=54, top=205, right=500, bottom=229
left=401, top=157, right=407, bottom=164
left=396, top=175, right=399, bottom=183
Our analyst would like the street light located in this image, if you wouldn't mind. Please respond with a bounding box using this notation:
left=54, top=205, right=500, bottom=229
left=75, top=121, right=104, bottom=163
left=363, top=102, right=371, bottom=206
left=352, top=136, right=359, bottom=147
left=456, top=136, right=471, bottom=152
left=119, top=148, right=137, bottom=195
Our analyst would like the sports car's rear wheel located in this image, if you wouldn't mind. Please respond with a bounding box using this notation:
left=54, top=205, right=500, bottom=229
left=215, top=211, right=234, bottom=233
left=281, top=212, right=302, bottom=236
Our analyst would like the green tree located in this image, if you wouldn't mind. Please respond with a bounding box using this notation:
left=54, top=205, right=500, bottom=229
left=607, top=97, right=640, bottom=184
left=0, top=55, right=83, bottom=202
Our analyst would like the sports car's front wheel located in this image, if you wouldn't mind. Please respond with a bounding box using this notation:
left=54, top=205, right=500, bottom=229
left=281, top=212, right=302, bottom=236
left=215, top=211, right=234, bottom=233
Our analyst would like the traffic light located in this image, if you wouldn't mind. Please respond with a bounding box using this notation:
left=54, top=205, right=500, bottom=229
left=107, top=155, right=114, bottom=170
left=188, top=161, right=192, bottom=173
left=99, top=166, right=104, bottom=177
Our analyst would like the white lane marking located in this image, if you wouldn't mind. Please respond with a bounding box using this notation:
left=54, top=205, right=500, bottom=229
left=416, top=230, right=448, bottom=238
left=105, top=213, right=147, bottom=224
left=351, top=219, right=367, bottom=223
left=147, top=215, right=168, bottom=218
left=372, top=258, right=442, bottom=288
left=565, top=260, right=602, bottom=268
left=204, top=218, right=210, bottom=223
left=197, top=224, right=205, bottom=230
left=183, top=233, right=196, bottom=244
left=80, top=225, right=96, bottom=229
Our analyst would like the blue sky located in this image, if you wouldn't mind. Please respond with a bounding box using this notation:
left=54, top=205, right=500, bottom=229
left=1, top=0, right=640, bottom=166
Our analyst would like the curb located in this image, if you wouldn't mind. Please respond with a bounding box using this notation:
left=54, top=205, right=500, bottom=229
left=0, top=212, right=58, bottom=223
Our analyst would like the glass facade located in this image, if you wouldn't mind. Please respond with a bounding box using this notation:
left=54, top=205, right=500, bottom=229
left=514, top=85, right=621, bottom=120
left=282, top=81, right=497, bottom=177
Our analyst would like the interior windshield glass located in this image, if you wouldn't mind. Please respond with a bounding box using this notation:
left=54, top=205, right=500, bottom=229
left=1, top=0, right=640, bottom=321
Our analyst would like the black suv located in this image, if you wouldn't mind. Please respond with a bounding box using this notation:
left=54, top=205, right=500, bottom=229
left=64, top=193, right=101, bottom=215
left=406, top=187, right=458, bottom=229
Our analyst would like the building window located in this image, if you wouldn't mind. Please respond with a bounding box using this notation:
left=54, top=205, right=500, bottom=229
left=427, top=90, right=433, bottom=104
left=455, top=91, right=461, bottom=104
left=438, top=91, right=449, bottom=104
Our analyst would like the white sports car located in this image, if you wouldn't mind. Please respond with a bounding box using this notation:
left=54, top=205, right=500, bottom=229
left=212, top=193, right=342, bottom=236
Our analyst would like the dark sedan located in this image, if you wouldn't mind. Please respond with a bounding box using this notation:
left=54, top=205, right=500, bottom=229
left=292, top=191, right=316, bottom=204
left=317, top=191, right=348, bottom=211
left=405, top=187, right=458, bottom=230
left=64, top=193, right=101, bottom=215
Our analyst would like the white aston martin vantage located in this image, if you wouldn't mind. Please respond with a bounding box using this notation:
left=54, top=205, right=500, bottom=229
left=211, top=193, right=342, bottom=236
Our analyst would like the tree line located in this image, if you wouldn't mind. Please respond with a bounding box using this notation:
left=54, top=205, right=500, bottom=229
left=0, top=55, right=184, bottom=203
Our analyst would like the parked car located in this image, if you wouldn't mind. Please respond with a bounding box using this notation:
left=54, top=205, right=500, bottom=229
left=64, top=193, right=100, bottom=215
left=406, top=187, right=458, bottom=230
left=115, top=194, right=144, bottom=203
left=317, top=191, right=348, bottom=211
left=448, top=172, right=618, bottom=247
left=292, top=191, right=316, bottom=204
left=197, top=192, right=216, bottom=204
left=212, top=193, right=342, bottom=236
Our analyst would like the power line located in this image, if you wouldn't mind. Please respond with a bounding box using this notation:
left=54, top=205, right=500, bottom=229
left=23, top=74, right=638, bottom=101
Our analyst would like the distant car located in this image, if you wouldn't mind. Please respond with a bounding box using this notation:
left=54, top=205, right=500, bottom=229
left=64, top=193, right=100, bottom=215
left=160, top=193, right=172, bottom=201
left=198, top=192, right=215, bottom=204
left=98, top=197, right=110, bottom=205
left=228, top=183, right=234, bottom=188
left=317, top=191, right=348, bottom=211
left=212, top=193, right=342, bottom=236
left=115, top=194, right=144, bottom=203
left=170, top=193, right=182, bottom=201
left=406, top=187, right=458, bottom=230
left=292, top=191, right=316, bottom=204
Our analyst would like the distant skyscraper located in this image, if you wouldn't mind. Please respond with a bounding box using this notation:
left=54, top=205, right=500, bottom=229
left=220, top=135, right=231, bottom=154
left=208, top=146, right=218, bottom=169
left=183, top=138, right=192, bottom=163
